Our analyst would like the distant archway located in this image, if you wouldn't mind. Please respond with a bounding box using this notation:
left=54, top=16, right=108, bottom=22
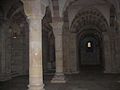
left=70, top=8, right=108, bottom=33
left=69, top=8, right=111, bottom=73
left=78, top=29, right=104, bottom=72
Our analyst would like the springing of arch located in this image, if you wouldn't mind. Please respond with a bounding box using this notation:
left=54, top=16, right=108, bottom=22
left=70, top=8, right=109, bottom=33
left=6, top=0, right=28, bottom=37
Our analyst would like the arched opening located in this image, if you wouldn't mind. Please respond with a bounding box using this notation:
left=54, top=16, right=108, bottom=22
left=69, top=8, right=109, bottom=73
left=78, top=30, right=104, bottom=72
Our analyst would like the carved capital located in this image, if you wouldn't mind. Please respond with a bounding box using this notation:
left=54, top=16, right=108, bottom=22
left=21, top=0, right=45, bottom=19
left=51, top=21, right=63, bottom=29
left=51, top=21, right=64, bottom=35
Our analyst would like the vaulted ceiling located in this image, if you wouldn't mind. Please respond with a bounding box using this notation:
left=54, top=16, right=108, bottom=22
left=60, top=0, right=120, bottom=13
left=0, top=0, right=120, bottom=24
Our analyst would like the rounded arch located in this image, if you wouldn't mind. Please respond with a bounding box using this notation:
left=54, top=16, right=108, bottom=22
left=77, top=27, right=105, bottom=71
left=78, top=27, right=102, bottom=42
left=70, top=8, right=109, bottom=33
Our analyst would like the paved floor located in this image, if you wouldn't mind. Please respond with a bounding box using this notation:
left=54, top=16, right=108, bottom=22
left=0, top=69, right=120, bottom=90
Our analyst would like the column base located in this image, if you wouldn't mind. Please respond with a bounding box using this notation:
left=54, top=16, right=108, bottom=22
left=28, top=84, right=45, bottom=90
left=51, top=73, right=66, bottom=83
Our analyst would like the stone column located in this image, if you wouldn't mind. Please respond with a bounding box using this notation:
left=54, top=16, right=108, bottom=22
left=49, top=35, right=55, bottom=70
left=21, top=0, right=45, bottom=90
left=28, top=17, right=44, bottom=90
left=51, top=21, right=66, bottom=83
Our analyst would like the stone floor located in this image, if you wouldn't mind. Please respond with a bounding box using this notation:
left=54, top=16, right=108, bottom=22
left=0, top=68, right=120, bottom=90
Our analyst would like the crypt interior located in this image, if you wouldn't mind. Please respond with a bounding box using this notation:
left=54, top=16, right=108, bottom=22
left=0, top=0, right=120, bottom=90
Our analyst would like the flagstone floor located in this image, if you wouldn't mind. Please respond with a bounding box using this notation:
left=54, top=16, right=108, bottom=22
left=0, top=68, right=120, bottom=90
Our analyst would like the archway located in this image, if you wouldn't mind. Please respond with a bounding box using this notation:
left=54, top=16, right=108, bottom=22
left=69, top=8, right=110, bottom=73
left=78, top=29, right=104, bottom=72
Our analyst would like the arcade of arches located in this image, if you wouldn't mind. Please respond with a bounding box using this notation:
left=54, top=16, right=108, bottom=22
left=0, top=0, right=120, bottom=90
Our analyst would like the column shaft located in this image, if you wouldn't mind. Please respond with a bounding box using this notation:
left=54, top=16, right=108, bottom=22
left=28, top=18, right=44, bottom=90
left=55, top=35, right=63, bottom=73
left=51, top=22, right=66, bottom=83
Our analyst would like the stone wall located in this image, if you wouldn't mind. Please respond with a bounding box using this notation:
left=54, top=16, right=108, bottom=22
left=11, top=34, right=28, bottom=77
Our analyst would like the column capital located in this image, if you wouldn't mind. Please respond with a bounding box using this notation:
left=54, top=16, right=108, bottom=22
left=21, top=0, right=45, bottom=19
left=26, top=15, right=43, bottom=20
left=50, top=21, right=64, bottom=35
left=51, top=21, right=63, bottom=28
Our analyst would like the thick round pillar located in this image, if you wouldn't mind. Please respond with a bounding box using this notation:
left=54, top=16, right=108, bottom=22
left=21, top=0, right=45, bottom=90
left=28, top=17, right=44, bottom=90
